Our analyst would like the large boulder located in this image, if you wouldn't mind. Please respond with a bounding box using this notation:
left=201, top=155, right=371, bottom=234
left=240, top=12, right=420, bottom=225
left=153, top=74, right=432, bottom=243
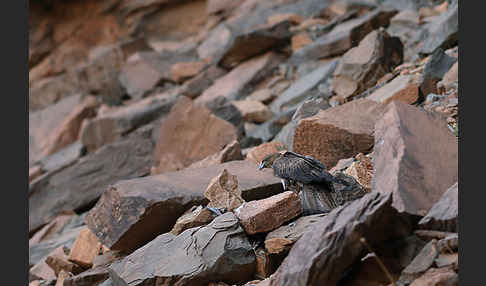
left=270, top=192, right=412, bottom=286
left=109, top=213, right=256, bottom=286
left=85, top=160, right=283, bottom=252
left=293, top=99, right=387, bottom=168
left=152, top=96, right=237, bottom=174
left=372, top=101, right=458, bottom=216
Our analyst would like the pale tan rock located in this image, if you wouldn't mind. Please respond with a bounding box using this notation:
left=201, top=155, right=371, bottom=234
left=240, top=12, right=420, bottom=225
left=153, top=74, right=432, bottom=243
left=344, top=153, right=373, bottom=192
left=152, top=96, right=237, bottom=173
left=45, top=246, right=83, bottom=276
left=55, top=270, right=73, bottom=286
left=170, top=205, right=215, bottom=235
left=246, top=142, right=285, bottom=164
left=235, top=191, right=302, bottom=235
left=68, top=227, right=102, bottom=268
left=232, top=100, right=273, bottom=123
left=30, top=260, right=56, bottom=281
left=267, top=13, right=304, bottom=26
left=247, top=88, right=277, bottom=104
left=186, top=140, right=243, bottom=169
left=367, top=74, right=421, bottom=105
left=204, top=169, right=245, bottom=212
left=29, top=165, right=43, bottom=183
left=291, top=32, right=313, bottom=52
left=293, top=99, right=387, bottom=168
left=170, top=61, right=207, bottom=83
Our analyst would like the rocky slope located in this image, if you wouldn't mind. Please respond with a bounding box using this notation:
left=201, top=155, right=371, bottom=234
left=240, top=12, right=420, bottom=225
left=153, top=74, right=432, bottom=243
left=29, top=0, right=459, bottom=285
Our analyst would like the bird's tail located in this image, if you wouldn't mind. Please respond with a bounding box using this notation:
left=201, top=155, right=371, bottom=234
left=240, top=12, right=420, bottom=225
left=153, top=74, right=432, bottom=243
left=308, top=182, right=342, bottom=210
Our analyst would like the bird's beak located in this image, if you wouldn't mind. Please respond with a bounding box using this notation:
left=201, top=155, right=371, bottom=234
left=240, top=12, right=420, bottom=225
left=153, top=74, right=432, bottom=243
left=258, top=162, right=264, bottom=170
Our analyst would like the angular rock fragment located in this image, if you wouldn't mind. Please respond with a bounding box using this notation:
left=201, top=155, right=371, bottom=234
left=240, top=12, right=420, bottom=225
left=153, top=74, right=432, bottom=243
left=265, top=214, right=327, bottom=254
left=270, top=192, right=412, bottom=286
left=29, top=165, right=43, bottom=183
left=270, top=60, right=338, bottom=113
left=68, top=227, right=102, bottom=268
left=340, top=153, right=374, bottom=192
left=398, top=240, right=440, bottom=284
left=179, top=65, right=227, bottom=99
left=254, top=246, right=282, bottom=279
left=235, top=191, right=302, bottom=235
left=186, top=140, right=243, bottom=169
left=29, top=130, right=154, bottom=233
left=419, top=48, right=457, bottom=96
left=37, top=141, right=85, bottom=175
left=169, top=206, right=215, bottom=235
left=169, top=60, right=207, bottom=83
left=419, top=1, right=458, bottom=55
left=30, top=259, right=56, bottom=282
left=233, top=100, right=273, bottom=123
left=62, top=266, right=109, bottom=286
left=196, top=52, right=283, bottom=105
left=80, top=93, right=174, bottom=152
left=409, top=266, right=458, bottom=286
left=110, top=213, right=256, bottom=286
left=246, top=142, right=286, bottom=164
left=372, top=101, right=458, bottom=215
left=332, top=29, right=403, bottom=101
left=152, top=96, right=237, bottom=174
left=419, top=182, right=458, bottom=232
left=45, top=246, right=83, bottom=276
left=205, top=169, right=245, bottom=212
left=367, top=74, right=421, bottom=104
left=291, top=8, right=398, bottom=63
left=55, top=270, right=72, bottom=286
left=293, top=99, right=387, bottom=168
left=85, top=160, right=282, bottom=252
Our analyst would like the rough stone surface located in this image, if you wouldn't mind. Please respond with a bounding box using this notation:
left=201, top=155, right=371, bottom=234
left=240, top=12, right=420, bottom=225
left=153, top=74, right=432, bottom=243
left=293, top=99, right=387, bottom=168
left=265, top=214, right=327, bottom=254
left=398, top=240, right=440, bottom=284
left=233, top=100, right=274, bottom=123
left=152, top=96, right=237, bottom=173
left=85, top=160, right=282, bottom=252
left=419, top=182, right=458, bottom=232
left=343, top=153, right=374, bottom=192
left=45, top=246, right=83, bottom=276
left=270, top=192, right=412, bottom=286
left=410, top=266, right=458, bottom=286
left=68, top=227, right=102, bottom=268
left=30, top=259, right=56, bottom=281
left=419, top=1, right=458, bottom=55
left=81, top=93, right=174, bottom=152
left=186, top=140, right=243, bottom=169
left=419, top=48, right=457, bottom=96
left=196, top=52, right=284, bottom=105
left=169, top=205, right=215, bottom=235
left=332, top=29, right=403, bottom=101
left=62, top=266, right=109, bottom=286
left=170, top=60, right=207, bottom=83
left=29, top=130, right=154, bottom=233
left=109, top=213, right=256, bottom=286
left=38, top=141, right=85, bottom=175
left=246, top=142, right=286, bottom=164
left=372, top=101, right=458, bottom=216
left=367, top=74, right=421, bottom=104
left=270, top=60, right=338, bottom=113
left=204, top=169, right=245, bottom=212
left=235, top=191, right=302, bottom=235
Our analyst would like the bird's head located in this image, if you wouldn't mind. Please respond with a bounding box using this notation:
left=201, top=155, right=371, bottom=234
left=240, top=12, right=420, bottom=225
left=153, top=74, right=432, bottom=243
left=258, top=153, right=282, bottom=170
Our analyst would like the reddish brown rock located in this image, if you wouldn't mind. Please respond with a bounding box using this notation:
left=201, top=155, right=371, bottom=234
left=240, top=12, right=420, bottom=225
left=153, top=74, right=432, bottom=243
left=62, top=266, right=109, bottom=286
left=232, top=100, right=273, bottom=123
left=152, top=96, right=237, bottom=173
left=419, top=182, right=458, bottom=232
left=45, top=246, right=83, bottom=276
left=270, top=193, right=412, bottom=286
left=235, top=191, right=302, bottom=235
left=55, top=270, right=72, bottom=286
left=196, top=52, right=283, bottom=105
left=367, top=74, right=421, bottom=105
left=81, top=93, right=174, bottom=152
left=169, top=205, right=215, bottom=235
left=332, top=29, right=403, bottom=101
left=169, top=61, right=207, bottom=83
left=291, top=32, right=312, bottom=52
left=109, top=213, right=256, bottom=286
left=343, top=153, right=374, bottom=192
left=179, top=65, right=227, bottom=99
left=68, top=227, right=102, bottom=268
left=293, top=99, right=387, bottom=168
left=85, top=160, right=282, bottom=252
left=186, top=140, right=243, bottom=169
left=265, top=214, right=327, bottom=254
left=410, top=267, right=458, bottom=286
left=254, top=246, right=281, bottom=279
left=43, top=95, right=98, bottom=156
left=246, top=142, right=286, bottom=164
left=267, top=13, right=304, bottom=26
left=205, top=169, right=245, bottom=211
left=372, top=102, right=458, bottom=216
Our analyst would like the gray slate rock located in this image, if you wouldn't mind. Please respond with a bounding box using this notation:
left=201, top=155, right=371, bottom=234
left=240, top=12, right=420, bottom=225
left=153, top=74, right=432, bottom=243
left=420, top=48, right=457, bottom=96
left=109, top=212, right=256, bottom=286
left=419, top=182, right=458, bottom=232
left=419, top=0, right=458, bottom=55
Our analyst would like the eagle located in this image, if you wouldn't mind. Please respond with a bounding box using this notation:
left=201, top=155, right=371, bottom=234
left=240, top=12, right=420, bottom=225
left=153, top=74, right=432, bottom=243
left=258, top=151, right=348, bottom=213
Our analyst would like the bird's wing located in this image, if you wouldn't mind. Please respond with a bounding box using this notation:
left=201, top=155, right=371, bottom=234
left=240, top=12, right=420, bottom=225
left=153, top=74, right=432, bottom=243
left=272, top=152, right=327, bottom=184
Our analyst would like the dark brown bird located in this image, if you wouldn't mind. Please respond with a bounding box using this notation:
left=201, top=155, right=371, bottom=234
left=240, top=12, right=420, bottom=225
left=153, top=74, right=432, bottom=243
left=258, top=151, right=347, bottom=212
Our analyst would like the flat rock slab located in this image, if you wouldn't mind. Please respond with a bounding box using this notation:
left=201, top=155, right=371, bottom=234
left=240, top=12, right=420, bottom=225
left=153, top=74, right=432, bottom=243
left=265, top=214, right=327, bottom=254
left=372, top=101, right=458, bottom=216
left=269, top=192, right=412, bottom=286
left=235, top=191, right=302, bottom=235
left=109, top=212, right=256, bottom=286
left=367, top=74, right=421, bottom=104
left=85, top=160, right=282, bottom=252
left=29, top=130, right=154, bottom=233
left=293, top=98, right=387, bottom=168
left=419, top=182, right=458, bottom=232
left=419, top=1, right=458, bottom=55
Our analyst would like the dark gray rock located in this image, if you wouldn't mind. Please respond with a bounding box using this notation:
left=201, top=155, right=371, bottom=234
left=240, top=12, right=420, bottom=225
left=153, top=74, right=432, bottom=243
left=420, top=48, right=457, bottom=96
left=109, top=213, right=256, bottom=286
left=247, top=109, right=295, bottom=142
left=270, top=192, right=412, bottom=286
left=397, top=240, right=440, bottom=284
left=39, top=141, right=85, bottom=174
left=419, top=0, right=458, bottom=55
left=419, top=182, right=458, bottom=232
left=62, top=266, right=110, bottom=286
